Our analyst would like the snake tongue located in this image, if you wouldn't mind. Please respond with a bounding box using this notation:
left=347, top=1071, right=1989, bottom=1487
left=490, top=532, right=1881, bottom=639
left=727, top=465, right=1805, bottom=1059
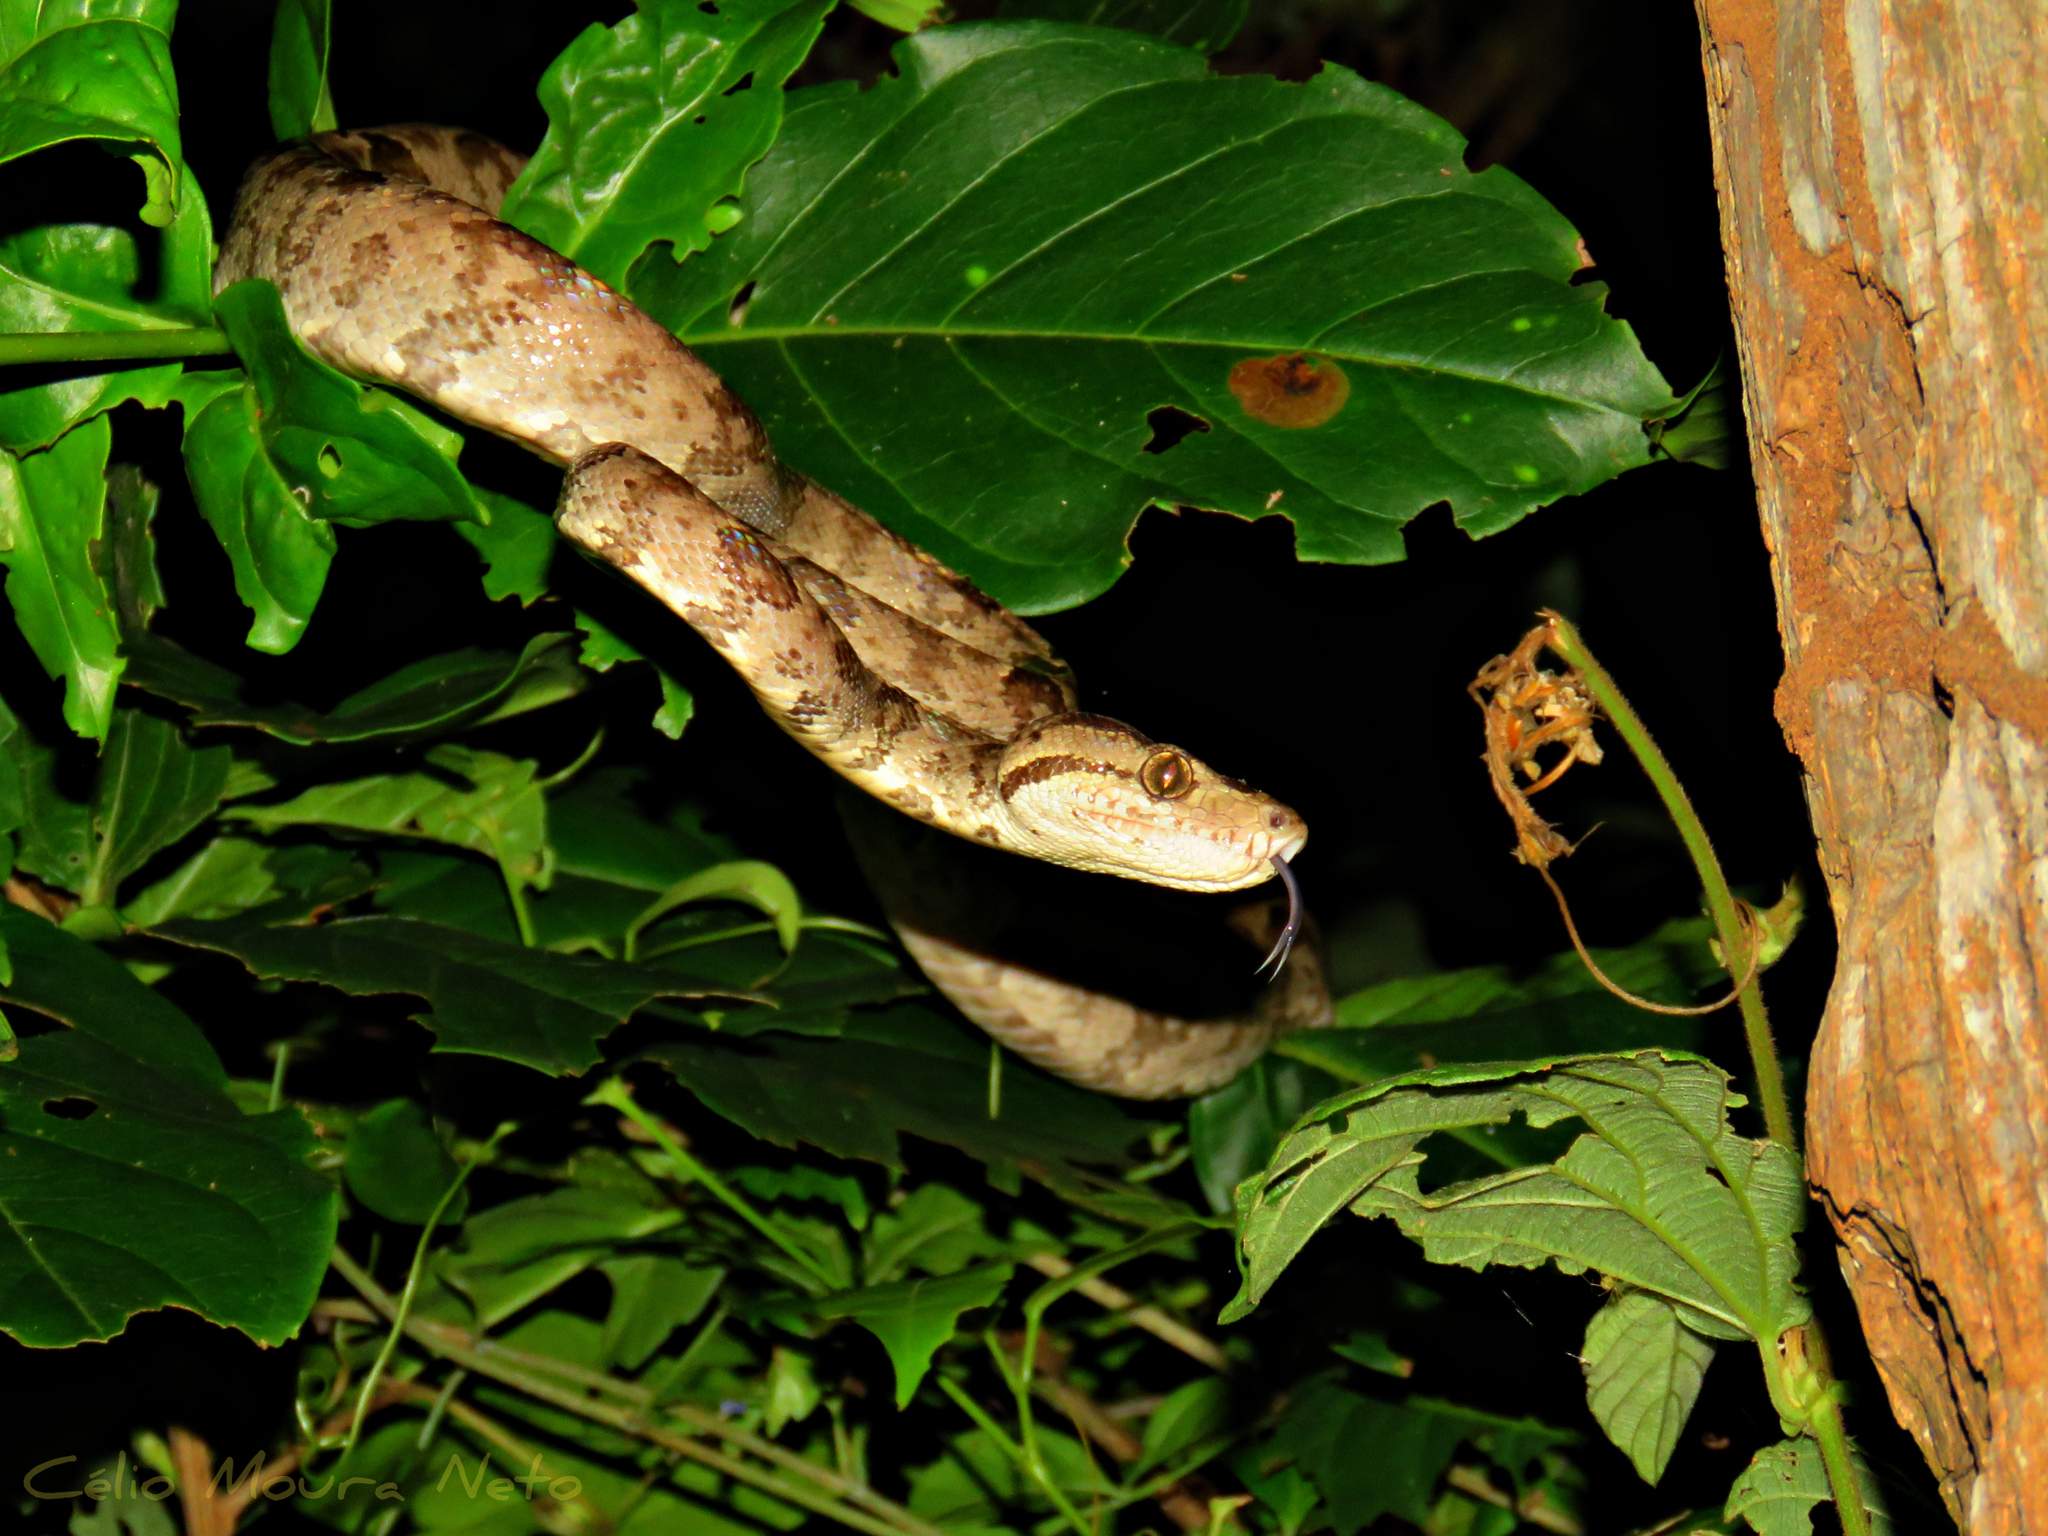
left=1256, top=855, right=1304, bottom=978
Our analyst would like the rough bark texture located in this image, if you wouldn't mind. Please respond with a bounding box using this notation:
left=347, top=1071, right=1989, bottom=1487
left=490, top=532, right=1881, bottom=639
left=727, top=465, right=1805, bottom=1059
left=1691, top=1, right=2048, bottom=1527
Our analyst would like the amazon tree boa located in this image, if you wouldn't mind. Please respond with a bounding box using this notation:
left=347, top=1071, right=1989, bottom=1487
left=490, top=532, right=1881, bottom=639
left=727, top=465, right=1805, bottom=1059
left=217, top=126, right=1332, bottom=1097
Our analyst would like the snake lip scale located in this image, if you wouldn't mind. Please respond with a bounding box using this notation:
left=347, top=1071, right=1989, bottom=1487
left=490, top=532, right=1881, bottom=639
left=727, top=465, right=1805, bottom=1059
left=218, top=125, right=1331, bottom=1098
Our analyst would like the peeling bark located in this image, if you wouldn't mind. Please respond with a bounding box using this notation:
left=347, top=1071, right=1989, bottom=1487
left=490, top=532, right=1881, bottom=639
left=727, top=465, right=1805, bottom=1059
left=1690, top=0, right=2048, bottom=1527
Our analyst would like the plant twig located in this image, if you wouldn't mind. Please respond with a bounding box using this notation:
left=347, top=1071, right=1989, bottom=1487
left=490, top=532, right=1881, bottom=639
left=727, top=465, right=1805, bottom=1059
left=0, top=328, right=232, bottom=365
left=1534, top=612, right=1795, bottom=1151
left=341, top=1120, right=515, bottom=1457
left=1021, top=1253, right=1229, bottom=1372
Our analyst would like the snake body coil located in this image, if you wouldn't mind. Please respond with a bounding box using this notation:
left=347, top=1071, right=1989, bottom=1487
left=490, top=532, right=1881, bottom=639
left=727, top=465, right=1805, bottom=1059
left=219, top=127, right=1329, bottom=1096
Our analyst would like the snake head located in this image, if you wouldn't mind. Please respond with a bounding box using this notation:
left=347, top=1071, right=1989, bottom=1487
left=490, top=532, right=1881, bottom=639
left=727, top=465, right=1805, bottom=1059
left=994, top=713, right=1307, bottom=892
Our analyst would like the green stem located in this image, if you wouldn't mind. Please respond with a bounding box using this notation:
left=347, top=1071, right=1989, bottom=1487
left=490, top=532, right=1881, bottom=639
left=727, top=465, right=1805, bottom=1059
left=341, top=1120, right=515, bottom=1457
left=0, top=328, right=232, bottom=365
left=1807, top=1394, right=1872, bottom=1536
left=586, top=1077, right=841, bottom=1293
left=982, top=1337, right=1096, bottom=1536
left=1541, top=612, right=1796, bottom=1152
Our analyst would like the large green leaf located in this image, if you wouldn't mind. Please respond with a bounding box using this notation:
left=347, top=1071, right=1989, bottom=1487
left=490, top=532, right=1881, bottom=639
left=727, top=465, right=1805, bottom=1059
left=997, top=0, right=1248, bottom=53
left=1223, top=1053, right=1811, bottom=1359
left=1581, top=1288, right=1717, bottom=1486
left=228, top=744, right=557, bottom=894
left=0, top=412, right=120, bottom=737
left=0, top=174, right=215, bottom=451
left=807, top=1262, right=1014, bottom=1406
left=121, top=835, right=280, bottom=927
left=0, top=9, right=182, bottom=226
left=631, top=23, right=1673, bottom=613
left=153, top=908, right=748, bottom=1075
left=500, top=0, right=835, bottom=288
left=0, top=905, right=337, bottom=1347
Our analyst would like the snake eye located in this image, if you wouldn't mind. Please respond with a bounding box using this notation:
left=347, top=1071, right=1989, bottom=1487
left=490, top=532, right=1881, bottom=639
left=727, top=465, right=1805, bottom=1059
left=1139, top=749, right=1194, bottom=799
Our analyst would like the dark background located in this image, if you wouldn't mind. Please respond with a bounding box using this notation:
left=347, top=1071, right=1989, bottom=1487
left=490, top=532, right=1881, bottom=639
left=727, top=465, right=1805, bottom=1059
left=2, top=2, right=1953, bottom=1530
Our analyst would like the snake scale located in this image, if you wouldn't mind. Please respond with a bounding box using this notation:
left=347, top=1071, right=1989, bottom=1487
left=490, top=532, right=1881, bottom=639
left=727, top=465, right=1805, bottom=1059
left=218, top=126, right=1332, bottom=1098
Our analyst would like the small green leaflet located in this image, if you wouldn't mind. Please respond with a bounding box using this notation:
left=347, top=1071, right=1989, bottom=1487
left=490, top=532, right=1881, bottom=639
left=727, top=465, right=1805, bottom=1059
left=808, top=1263, right=1014, bottom=1406
left=0, top=415, right=121, bottom=738
left=342, top=1098, right=466, bottom=1226
left=632, top=23, right=1673, bottom=614
left=1581, top=1288, right=1718, bottom=1485
left=997, top=0, right=1249, bottom=54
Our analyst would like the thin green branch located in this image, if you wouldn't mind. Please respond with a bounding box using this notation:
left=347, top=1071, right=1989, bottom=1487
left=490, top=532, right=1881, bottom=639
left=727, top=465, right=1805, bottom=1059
left=326, top=1247, right=947, bottom=1536
left=1540, top=612, right=1795, bottom=1152
left=341, top=1120, right=516, bottom=1457
left=0, top=328, right=231, bottom=365
left=586, top=1076, right=841, bottom=1293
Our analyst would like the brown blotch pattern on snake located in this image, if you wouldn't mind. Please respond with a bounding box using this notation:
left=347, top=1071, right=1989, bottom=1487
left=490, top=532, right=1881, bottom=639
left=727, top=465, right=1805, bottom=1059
left=1227, top=353, right=1351, bottom=429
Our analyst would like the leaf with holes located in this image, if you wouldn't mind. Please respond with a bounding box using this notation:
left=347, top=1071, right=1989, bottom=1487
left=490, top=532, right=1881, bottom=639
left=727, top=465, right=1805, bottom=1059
left=500, top=0, right=835, bottom=288
left=0, top=905, right=337, bottom=1347
left=1223, top=1053, right=1810, bottom=1368
left=1724, top=1437, right=1891, bottom=1536
left=0, top=7, right=183, bottom=226
left=629, top=22, right=1672, bottom=613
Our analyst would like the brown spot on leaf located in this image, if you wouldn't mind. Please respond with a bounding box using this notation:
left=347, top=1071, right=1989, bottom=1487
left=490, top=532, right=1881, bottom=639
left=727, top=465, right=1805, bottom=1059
left=1227, top=354, right=1350, bottom=429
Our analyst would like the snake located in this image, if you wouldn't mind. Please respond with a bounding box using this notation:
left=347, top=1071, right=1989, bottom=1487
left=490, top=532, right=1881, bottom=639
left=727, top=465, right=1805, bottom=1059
left=216, top=126, right=1332, bottom=1098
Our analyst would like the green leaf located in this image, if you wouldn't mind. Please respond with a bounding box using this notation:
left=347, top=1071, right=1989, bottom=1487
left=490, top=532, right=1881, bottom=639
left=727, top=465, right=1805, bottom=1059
left=0, top=413, right=120, bottom=737
left=1272, top=1381, right=1572, bottom=1534
left=0, top=906, right=336, bottom=1346
left=211, top=279, right=485, bottom=532
left=267, top=0, right=335, bottom=140
left=631, top=23, right=1672, bottom=613
left=124, top=628, right=586, bottom=744
left=1230, top=1446, right=1322, bottom=1536
left=762, top=1343, right=822, bottom=1433
left=598, top=1252, right=723, bottom=1370
left=121, top=835, right=279, bottom=927
left=996, top=0, right=1248, bottom=53
left=443, top=1188, right=681, bottom=1328
left=1724, top=1437, right=1892, bottom=1536
left=228, top=743, right=555, bottom=892
left=861, top=1182, right=1005, bottom=1283
left=627, top=860, right=803, bottom=960
left=1329, top=1328, right=1413, bottom=1378
left=499, top=0, right=835, bottom=289
left=343, top=1098, right=465, bottom=1226
left=1224, top=1052, right=1812, bottom=1355
left=1189, top=1055, right=1326, bottom=1215
left=1581, top=1288, right=1717, bottom=1485
left=1137, top=1375, right=1230, bottom=1476
left=846, top=0, right=943, bottom=31
left=0, top=180, right=215, bottom=451
left=167, top=367, right=334, bottom=652
left=455, top=489, right=556, bottom=606
left=74, top=706, right=231, bottom=909
left=810, top=1263, right=1014, bottom=1407
left=575, top=608, right=697, bottom=740
left=910, top=1424, right=1112, bottom=1526
left=644, top=1001, right=1161, bottom=1196
left=733, top=1163, right=871, bottom=1230
left=0, top=17, right=181, bottom=225
left=154, top=909, right=746, bottom=1075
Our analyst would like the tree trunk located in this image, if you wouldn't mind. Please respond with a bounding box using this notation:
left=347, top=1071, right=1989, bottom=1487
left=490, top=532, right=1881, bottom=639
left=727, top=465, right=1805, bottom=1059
left=1690, top=0, right=2048, bottom=1527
